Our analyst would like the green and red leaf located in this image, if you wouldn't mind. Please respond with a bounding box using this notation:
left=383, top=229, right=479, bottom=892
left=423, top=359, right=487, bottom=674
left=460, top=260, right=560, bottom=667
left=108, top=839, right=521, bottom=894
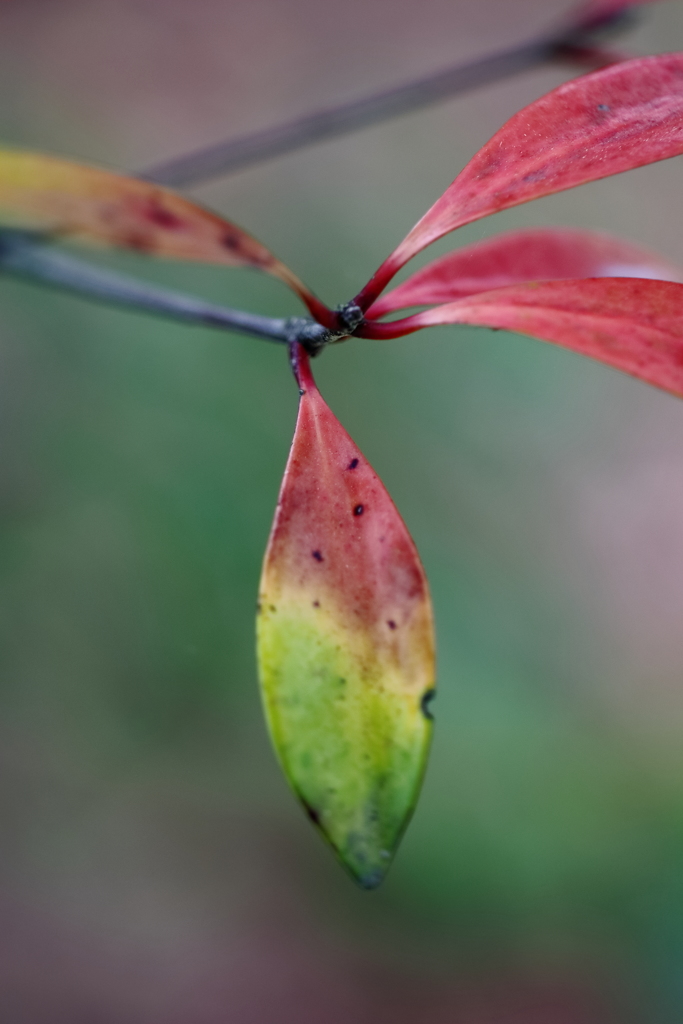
left=256, top=345, right=435, bottom=887
left=0, top=148, right=331, bottom=323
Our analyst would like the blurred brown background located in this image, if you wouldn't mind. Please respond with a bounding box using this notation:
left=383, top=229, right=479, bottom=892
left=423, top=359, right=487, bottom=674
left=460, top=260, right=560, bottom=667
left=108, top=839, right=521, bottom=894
left=0, top=1, right=682, bottom=1021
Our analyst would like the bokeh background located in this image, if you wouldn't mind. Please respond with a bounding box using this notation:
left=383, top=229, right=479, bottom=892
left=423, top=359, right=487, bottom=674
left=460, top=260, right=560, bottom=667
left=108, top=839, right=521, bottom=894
left=0, top=1, right=682, bottom=1020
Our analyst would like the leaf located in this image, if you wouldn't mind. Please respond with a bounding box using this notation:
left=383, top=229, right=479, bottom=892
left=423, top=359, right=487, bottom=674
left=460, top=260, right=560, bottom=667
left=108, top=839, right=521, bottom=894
left=356, top=52, right=683, bottom=308
left=360, top=278, right=683, bottom=397
left=256, top=345, right=435, bottom=888
left=367, top=228, right=683, bottom=317
left=0, top=147, right=330, bottom=322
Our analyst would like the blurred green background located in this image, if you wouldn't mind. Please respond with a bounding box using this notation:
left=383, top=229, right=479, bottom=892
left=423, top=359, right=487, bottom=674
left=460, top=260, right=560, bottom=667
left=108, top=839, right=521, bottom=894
left=1, top=1, right=683, bottom=1020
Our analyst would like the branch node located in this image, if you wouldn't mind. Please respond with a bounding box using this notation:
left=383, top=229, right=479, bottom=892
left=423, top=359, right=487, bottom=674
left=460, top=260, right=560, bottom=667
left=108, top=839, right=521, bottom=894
left=336, top=302, right=364, bottom=335
left=285, top=317, right=334, bottom=356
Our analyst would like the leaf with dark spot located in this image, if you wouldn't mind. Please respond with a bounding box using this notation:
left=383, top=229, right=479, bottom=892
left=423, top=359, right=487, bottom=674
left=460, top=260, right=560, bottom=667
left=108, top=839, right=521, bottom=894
left=0, top=147, right=330, bottom=321
left=257, top=344, right=435, bottom=888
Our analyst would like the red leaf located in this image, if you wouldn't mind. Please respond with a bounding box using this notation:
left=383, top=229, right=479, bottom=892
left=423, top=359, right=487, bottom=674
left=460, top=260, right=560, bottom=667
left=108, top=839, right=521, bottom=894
left=367, top=228, right=683, bottom=317
left=356, top=53, right=683, bottom=310
left=360, top=278, right=683, bottom=397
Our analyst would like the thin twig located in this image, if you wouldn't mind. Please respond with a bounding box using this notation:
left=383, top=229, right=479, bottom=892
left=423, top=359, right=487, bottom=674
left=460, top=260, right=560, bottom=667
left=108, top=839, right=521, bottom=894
left=0, top=231, right=326, bottom=346
left=0, top=5, right=646, bottom=343
left=141, top=10, right=638, bottom=188
left=141, top=40, right=556, bottom=187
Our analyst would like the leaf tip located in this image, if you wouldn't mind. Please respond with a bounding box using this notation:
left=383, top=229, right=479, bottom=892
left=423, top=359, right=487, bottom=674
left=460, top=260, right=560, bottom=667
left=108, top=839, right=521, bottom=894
left=335, top=830, right=397, bottom=891
left=297, top=788, right=399, bottom=889
left=353, top=866, right=389, bottom=891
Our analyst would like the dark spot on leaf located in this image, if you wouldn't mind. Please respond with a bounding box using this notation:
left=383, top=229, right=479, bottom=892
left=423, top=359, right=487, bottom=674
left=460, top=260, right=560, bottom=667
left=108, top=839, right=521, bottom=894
left=313, top=600, right=320, bottom=608
left=270, top=605, right=276, bottom=613
left=312, top=550, right=323, bottom=562
left=420, top=688, right=436, bottom=721
left=222, top=231, right=242, bottom=250
left=302, top=801, right=320, bottom=825
left=145, top=200, right=184, bottom=230
left=348, top=458, right=359, bottom=470
left=387, top=620, right=397, bottom=630
left=354, top=505, right=364, bottom=516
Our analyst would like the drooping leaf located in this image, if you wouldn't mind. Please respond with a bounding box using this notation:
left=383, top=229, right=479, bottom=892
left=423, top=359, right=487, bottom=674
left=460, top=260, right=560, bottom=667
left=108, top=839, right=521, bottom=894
left=367, top=228, right=683, bottom=317
left=356, top=52, right=683, bottom=309
left=0, top=148, right=330, bottom=322
left=256, top=344, right=435, bottom=888
left=361, top=278, right=683, bottom=397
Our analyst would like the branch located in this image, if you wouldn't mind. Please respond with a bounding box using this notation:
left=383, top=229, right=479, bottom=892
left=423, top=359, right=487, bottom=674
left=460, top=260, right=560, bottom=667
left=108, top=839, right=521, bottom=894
left=141, top=8, right=640, bottom=188
left=0, top=5, right=648, bottom=345
left=0, top=231, right=329, bottom=349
